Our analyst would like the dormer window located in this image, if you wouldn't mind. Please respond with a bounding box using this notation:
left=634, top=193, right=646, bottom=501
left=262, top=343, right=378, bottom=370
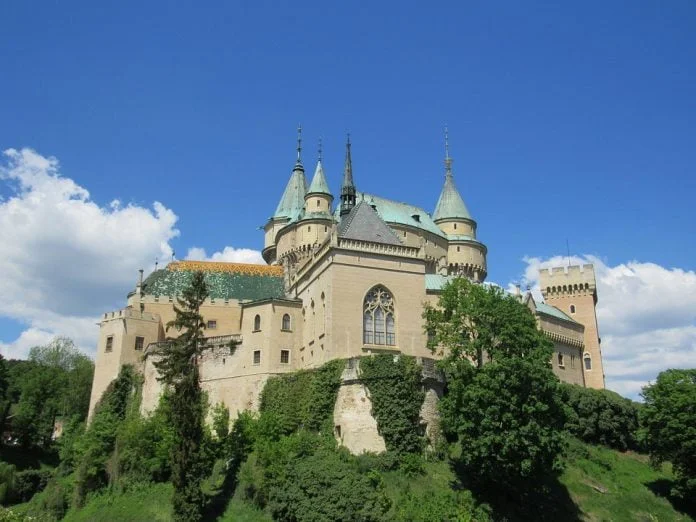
left=411, top=214, right=420, bottom=222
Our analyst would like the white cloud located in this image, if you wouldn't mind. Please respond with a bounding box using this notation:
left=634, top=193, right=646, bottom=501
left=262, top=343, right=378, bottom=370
left=185, top=246, right=264, bottom=265
left=517, top=255, right=696, bottom=399
left=0, top=148, right=180, bottom=358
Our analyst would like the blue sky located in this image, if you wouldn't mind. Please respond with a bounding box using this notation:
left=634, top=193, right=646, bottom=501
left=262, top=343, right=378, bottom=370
left=1, top=1, right=695, bottom=398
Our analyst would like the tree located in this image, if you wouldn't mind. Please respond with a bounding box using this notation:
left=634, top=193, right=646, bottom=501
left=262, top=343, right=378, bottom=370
left=562, top=383, right=640, bottom=451
left=641, top=369, right=696, bottom=498
left=424, top=278, right=566, bottom=490
left=153, top=270, right=209, bottom=522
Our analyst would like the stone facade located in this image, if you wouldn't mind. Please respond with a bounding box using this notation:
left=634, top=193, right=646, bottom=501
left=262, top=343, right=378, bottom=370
left=87, top=136, right=605, bottom=449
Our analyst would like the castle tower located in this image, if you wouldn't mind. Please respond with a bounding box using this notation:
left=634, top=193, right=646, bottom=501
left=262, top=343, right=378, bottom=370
left=263, top=128, right=308, bottom=264
left=540, top=264, right=605, bottom=389
left=433, top=129, right=487, bottom=281
left=304, top=141, right=333, bottom=215
left=340, top=135, right=356, bottom=217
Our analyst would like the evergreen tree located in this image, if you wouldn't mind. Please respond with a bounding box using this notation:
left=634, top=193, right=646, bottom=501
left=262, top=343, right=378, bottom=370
left=154, top=271, right=209, bottom=522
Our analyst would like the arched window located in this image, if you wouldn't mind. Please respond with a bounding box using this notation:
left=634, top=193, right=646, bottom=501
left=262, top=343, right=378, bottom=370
left=363, top=285, right=395, bottom=346
left=584, top=352, right=592, bottom=370
left=282, top=313, right=291, bottom=331
left=569, top=304, right=576, bottom=314
left=557, top=353, right=565, bottom=367
left=254, top=314, right=261, bottom=331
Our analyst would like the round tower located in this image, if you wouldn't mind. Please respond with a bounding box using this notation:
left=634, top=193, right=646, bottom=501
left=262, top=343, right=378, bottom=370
left=433, top=131, right=487, bottom=281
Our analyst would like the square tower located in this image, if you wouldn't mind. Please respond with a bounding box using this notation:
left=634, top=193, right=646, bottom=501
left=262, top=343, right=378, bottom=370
left=540, top=264, right=605, bottom=389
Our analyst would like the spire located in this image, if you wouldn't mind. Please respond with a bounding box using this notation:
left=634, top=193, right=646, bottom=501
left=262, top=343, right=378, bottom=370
left=307, top=139, right=332, bottom=196
left=340, top=134, right=356, bottom=217
left=295, top=124, right=303, bottom=166
left=433, top=129, right=472, bottom=222
left=273, top=129, right=308, bottom=219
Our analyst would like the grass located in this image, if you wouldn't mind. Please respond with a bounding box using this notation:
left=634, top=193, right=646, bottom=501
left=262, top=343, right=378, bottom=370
left=561, top=438, right=695, bottom=521
left=4, top=439, right=694, bottom=521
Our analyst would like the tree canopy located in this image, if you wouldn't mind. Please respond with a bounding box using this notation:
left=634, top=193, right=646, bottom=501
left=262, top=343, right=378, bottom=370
left=641, top=368, right=696, bottom=498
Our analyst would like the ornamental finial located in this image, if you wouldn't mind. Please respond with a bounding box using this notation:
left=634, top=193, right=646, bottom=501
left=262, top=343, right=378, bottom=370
left=444, top=125, right=453, bottom=176
left=296, top=124, right=302, bottom=163
left=318, top=137, right=323, bottom=162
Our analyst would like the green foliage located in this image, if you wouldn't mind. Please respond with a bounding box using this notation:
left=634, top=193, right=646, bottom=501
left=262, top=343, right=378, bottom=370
left=641, top=368, right=696, bottom=499
left=447, top=357, right=566, bottom=489
left=259, top=359, right=344, bottom=435
left=265, top=447, right=390, bottom=522
left=561, top=383, right=640, bottom=451
left=153, top=270, right=209, bottom=522
left=393, top=488, right=489, bottom=522
left=5, top=338, right=94, bottom=450
left=428, top=278, right=565, bottom=492
left=424, top=278, right=553, bottom=367
left=359, top=355, right=425, bottom=456
left=72, top=364, right=138, bottom=506
left=114, top=394, right=175, bottom=484
left=10, top=470, right=52, bottom=504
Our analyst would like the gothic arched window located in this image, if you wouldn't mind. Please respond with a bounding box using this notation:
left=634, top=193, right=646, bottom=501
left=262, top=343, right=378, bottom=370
left=363, top=285, right=395, bottom=346
left=254, top=314, right=261, bottom=331
left=282, top=313, right=291, bottom=331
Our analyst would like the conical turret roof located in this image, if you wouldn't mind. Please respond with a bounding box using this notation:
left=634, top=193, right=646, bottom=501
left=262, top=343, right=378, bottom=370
left=433, top=171, right=472, bottom=221
left=307, top=160, right=331, bottom=196
left=273, top=163, right=307, bottom=220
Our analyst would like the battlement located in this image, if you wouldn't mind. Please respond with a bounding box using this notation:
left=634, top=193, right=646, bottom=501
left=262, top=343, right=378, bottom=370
left=540, top=264, right=597, bottom=300
left=101, top=308, right=160, bottom=323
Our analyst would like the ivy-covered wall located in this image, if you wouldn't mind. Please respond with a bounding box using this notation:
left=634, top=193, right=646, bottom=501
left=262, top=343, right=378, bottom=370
left=259, top=359, right=344, bottom=434
left=359, top=355, right=426, bottom=455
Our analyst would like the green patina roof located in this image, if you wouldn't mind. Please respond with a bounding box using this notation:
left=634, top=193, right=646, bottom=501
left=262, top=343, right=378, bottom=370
left=536, top=302, right=578, bottom=323
left=334, top=193, right=446, bottom=238
left=425, top=274, right=456, bottom=291
left=141, top=262, right=286, bottom=301
left=433, top=173, right=472, bottom=222
left=306, top=160, right=332, bottom=196
left=273, top=164, right=308, bottom=220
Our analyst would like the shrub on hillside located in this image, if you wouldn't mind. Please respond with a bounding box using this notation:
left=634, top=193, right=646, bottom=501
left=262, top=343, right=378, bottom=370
left=641, top=369, right=696, bottom=499
left=11, top=469, right=52, bottom=503
left=562, top=383, right=640, bottom=451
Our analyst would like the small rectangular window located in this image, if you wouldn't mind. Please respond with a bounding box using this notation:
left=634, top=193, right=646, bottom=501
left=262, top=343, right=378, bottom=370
left=280, top=350, right=290, bottom=364
left=253, top=350, right=261, bottom=365
left=105, top=336, right=114, bottom=353
left=207, top=320, right=217, bottom=330
left=134, top=336, right=144, bottom=351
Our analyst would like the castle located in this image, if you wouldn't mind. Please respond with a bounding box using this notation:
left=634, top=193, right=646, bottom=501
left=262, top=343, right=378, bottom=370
left=88, top=132, right=605, bottom=453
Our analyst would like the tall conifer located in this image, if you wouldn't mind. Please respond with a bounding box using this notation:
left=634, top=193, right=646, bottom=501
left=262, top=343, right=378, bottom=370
left=154, top=270, right=208, bottom=522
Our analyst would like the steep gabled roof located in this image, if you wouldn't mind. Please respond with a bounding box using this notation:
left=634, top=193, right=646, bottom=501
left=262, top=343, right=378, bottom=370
left=337, top=201, right=403, bottom=246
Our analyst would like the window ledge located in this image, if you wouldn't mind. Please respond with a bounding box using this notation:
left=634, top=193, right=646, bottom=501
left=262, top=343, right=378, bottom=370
left=281, top=329, right=292, bottom=333
left=362, top=345, right=400, bottom=354
left=252, top=329, right=261, bottom=333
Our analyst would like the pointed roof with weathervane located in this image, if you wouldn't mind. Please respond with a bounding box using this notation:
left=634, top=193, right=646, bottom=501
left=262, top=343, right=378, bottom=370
left=432, top=127, right=473, bottom=222
left=273, top=126, right=308, bottom=220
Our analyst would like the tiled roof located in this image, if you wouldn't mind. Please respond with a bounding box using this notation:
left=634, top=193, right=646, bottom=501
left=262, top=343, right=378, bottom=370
left=338, top=201, right=403, bottom=246
left=536, top=302, right=578, bottom=323
left=141, top=261, right=286, bottom=301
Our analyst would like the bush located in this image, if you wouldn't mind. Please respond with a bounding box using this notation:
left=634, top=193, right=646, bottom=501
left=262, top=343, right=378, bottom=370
left=394, top=489, right=491, bottom=522
left=562, top=383, right=640, bottom=451
left=11, top=470, right=52, bottom=503
left=641, top=369, right=696, bottom=498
